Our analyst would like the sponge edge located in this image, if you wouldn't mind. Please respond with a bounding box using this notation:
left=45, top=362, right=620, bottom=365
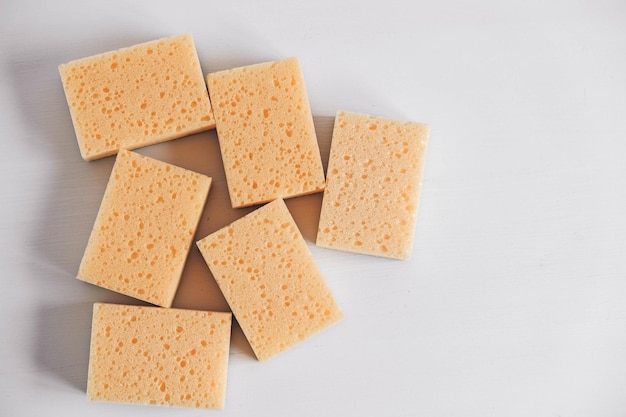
left=316, top=111, right=430, bottom=260
left=197, top=199, right=343, bottom=361
left=59, top=33, right=215, bottom=161
left=77, top=149, right=212, bottom=307
left=87, top=303, right=232, bottom=409
left=206, top=57, right=325, bottom=208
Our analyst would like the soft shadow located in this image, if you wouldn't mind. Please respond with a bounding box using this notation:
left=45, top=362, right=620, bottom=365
left=35, top=303, right=94, bottom=392
left=230, top=319, right=257, bottom=361
left=35, top=297, right=146, bottom=392
left=313, top=115, right=335, bottom=174
left=285, top=193, right=323, bottom=243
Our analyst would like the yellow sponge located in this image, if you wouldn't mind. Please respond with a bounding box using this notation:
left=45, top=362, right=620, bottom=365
left=316, top=111, right=429, bottom=260
left=197, top=199, right=342, bottom=361
left=206, top=57, right=325, bottom=208
left=59, top=34, right=215, bottom=160
left=77, top=149, right=211, bottom=307
left=87, top=303, right=231, bottom=409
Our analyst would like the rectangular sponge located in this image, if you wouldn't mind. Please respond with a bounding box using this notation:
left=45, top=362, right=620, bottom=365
left=206, top=57, right=325, bottom=208
left=87, top=303, right=231, bottom=409
left=197, top=199, right=343, bottom=361
left=316, top=111, right=430, bottom=260
left=77, top=149, right=211, bottom=307
left=59, top=33, right=215, bottom=160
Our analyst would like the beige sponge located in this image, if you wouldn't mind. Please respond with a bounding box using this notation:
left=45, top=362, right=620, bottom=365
left=316, top=111, right=429, bottom=260
left=59, top=33, right=215, bottom=160
left=197, top=199, right=342, bottom=361
left=87, top=303, right=231, bottom=409
left=206, top=57, right=325, bottom=208
left=77, top=149, right=211, bottom=307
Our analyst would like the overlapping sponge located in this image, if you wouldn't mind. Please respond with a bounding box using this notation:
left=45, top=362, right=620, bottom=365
left=197, top=199, right=343, bottom=361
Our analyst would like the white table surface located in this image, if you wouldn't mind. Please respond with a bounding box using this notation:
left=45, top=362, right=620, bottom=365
left=2, top=1, right=626, bottom=416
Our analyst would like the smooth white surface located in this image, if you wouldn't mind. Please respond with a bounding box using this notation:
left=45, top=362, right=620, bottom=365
left=2, top=1, right=626, bottom=416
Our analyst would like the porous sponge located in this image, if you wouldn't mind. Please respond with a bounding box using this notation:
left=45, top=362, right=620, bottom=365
left=59, top=34, right=215, bottom=160
left=87, top=303, right=231, bottom=409
left=316, top=111, right=429, bottom=260
left=197, top=199, right=342, bottom=361
left=77, top=149, right=211, bottom=307
left=206, top=57, right=325, bottom=208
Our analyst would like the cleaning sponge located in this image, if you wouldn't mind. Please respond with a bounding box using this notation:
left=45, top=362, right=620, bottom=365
left=59, top=33, right=215, bottom=160
left=87, top=303, right=231, bottom=409
left=206, top=57, right=325, bottom=208
left=316, top=111, right=429, bottom=260
left=197, top=199, right=342, bottom=361
left=77, top=149, right=211, bottom=307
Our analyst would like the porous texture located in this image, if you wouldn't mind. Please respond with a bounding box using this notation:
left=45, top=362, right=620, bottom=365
left=316, top=111, right=429, bottom=260
left=206, top=57, right=325, bottom=208
left=77, top=149, right=211, bottom=307
left=59, top=34, right=215, bottom=160
left=197, top=199, right=342, bottom=361
left=87, top=303, right=231, bottom=409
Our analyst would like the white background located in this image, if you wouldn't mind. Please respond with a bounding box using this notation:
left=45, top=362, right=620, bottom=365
left=2, top=1, right=626, bottom=416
